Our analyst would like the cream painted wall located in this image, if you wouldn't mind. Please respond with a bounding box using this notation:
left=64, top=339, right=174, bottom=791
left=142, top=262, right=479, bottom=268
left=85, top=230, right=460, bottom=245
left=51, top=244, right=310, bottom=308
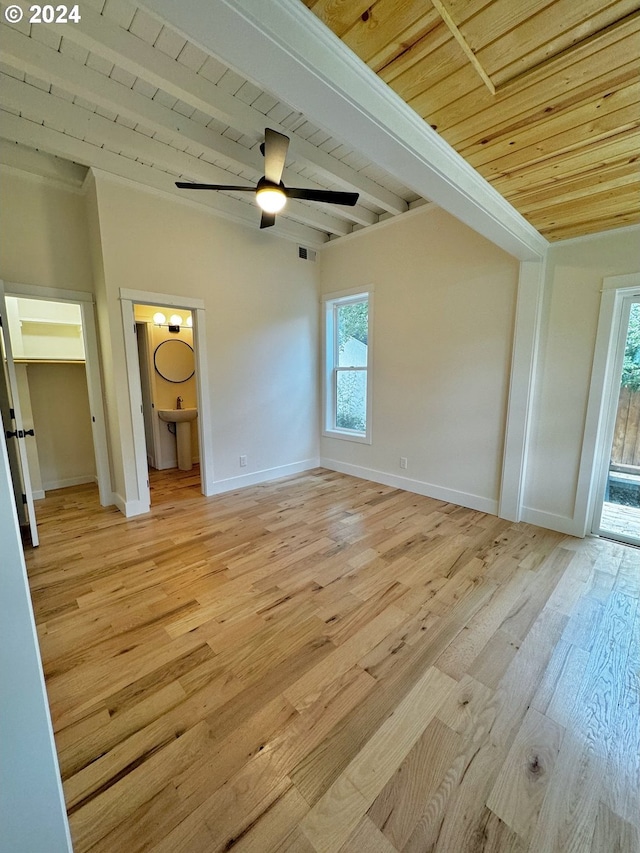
left=319, top=206, right=520, bottom=512
left=84, top=173, right=120, bottom=500
left=27, top=363, right=96, bottom=491
left=0, top=170, right=93, bottom=292
left=88, top=171, right=319, bottom=506
left=523, top=226, right=640, bottom=531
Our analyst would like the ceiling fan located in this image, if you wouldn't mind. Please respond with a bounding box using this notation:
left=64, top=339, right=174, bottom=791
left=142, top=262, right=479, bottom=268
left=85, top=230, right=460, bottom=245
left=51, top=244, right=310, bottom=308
left=175, top=128, right=359, bottom=228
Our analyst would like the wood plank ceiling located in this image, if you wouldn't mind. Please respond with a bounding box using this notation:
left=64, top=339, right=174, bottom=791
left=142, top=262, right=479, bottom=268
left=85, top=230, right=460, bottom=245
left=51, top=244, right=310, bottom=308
left=302, top=0, right=640, bottom=241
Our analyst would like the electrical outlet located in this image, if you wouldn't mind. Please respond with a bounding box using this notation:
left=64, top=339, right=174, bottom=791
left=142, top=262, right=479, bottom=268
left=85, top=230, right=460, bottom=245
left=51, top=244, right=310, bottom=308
left=239, top=455, right=247, bottom=467
left=400, top=457, right=408, bottom=469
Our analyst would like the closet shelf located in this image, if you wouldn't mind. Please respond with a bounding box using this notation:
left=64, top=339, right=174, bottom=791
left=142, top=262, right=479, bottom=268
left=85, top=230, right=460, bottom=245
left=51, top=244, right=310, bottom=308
left=14, top=358, right=86, bottom=364
left=19, top=318, right=82, bottom=327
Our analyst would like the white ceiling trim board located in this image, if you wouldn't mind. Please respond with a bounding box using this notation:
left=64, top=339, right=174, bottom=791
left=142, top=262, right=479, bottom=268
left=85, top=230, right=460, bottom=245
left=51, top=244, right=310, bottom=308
left=321, top=201, right=439, bottom=249
left=139, top=0, right=549, bottom=260
left=0, top=162, right=85, bottom=195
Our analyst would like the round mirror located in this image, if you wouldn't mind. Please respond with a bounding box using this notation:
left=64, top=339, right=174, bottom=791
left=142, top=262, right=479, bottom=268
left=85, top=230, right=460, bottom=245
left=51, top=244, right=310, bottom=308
left=153, top=339, right=195, bottom=383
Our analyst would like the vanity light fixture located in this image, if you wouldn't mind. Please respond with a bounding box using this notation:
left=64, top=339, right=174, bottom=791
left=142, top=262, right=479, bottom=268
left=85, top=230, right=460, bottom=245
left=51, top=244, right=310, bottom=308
left=169, top=314, right=183, bottom=333
left=186, top=315, right=193, bottom=328
left=153, top=312, right=167, bottom=326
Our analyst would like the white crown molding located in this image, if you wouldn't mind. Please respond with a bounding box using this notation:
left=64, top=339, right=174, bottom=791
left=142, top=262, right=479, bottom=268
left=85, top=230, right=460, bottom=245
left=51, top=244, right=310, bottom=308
left=0, top=162, right=85, bottom=195
left=140, top=0, right=549, bottom=261
left=86, top=165, right=329, bottom=248
left=321, top=202, right=439, bottom=251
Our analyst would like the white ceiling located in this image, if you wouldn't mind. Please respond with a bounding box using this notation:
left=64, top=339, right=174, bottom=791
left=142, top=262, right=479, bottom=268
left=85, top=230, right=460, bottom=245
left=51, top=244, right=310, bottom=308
left=0, top=0, right=428, bottom=246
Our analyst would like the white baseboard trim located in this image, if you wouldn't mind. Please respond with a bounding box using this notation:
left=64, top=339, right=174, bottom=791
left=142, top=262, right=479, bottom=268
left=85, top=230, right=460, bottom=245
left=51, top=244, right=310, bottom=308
left=207, top=458, right=320, bottom=496
left=42, top=475, right=96, bottom=492
left=320, top=458, right=499, bottom=515
left=520, top=506, right=582, bottom=537
left=32, top=489, right=46, bottom=501
left=112, top=491, right=150, bottom=518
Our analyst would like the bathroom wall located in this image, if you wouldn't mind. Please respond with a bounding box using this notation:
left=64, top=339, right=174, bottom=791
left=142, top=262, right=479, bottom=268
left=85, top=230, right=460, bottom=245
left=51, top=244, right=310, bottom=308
left=151, top=325, right=199, bottom=469
left=134, top=304, right=199, bottom=469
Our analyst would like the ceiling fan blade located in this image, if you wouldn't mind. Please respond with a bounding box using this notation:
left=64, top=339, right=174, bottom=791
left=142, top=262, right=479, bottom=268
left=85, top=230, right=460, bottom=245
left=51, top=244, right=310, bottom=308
left=285, top=187, right=359, bottom=206
left=175, top=182, right=255, bottom=191
left=263, top=128, right=289, bottom=185
left=260, top=211, right=276, bottom=229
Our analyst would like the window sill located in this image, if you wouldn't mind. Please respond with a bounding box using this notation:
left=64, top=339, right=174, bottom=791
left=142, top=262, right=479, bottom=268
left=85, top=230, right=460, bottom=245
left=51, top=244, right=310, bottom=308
left=323, top=428, right=372, bottom=445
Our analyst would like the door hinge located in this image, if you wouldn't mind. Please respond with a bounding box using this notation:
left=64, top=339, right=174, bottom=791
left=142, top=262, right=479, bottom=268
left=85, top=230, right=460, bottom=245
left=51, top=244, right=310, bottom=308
left=22, top=493, right=27, bottom=504
left=9, top=407, right=15, bottom=420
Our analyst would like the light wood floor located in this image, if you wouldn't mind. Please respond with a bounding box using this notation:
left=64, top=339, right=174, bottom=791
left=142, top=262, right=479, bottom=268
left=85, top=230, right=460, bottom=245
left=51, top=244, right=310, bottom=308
left=24, top=468, right=639, bottom=853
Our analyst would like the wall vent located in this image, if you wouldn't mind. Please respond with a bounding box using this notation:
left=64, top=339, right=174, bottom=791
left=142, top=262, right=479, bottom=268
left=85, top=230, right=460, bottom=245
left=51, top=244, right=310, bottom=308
left=298, top=246, right=316, bottom=262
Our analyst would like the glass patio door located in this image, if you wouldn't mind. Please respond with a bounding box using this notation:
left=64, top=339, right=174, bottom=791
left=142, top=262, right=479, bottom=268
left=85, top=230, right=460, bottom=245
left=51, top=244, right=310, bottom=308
left=592, top=295, right=640, bottom=547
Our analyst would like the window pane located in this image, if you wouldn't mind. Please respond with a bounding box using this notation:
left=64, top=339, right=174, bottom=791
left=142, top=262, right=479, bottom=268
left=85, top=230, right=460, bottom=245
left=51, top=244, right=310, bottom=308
left=337, top=301, right=368, bottom=367
left=336, top=369, right=367, bottom=431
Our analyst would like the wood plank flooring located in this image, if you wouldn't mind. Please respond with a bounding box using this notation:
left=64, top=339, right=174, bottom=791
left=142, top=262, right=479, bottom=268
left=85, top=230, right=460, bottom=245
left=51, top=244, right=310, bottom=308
left=24, top=468, right=640, bottom=853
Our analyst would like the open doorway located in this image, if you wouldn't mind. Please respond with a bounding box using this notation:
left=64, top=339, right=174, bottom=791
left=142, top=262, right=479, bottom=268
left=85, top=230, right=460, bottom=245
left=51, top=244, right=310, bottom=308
left=1, top=283, right=111, bottom=546
left=134, top=303, right=200, bottom=501
left=120, top=288, right=213, bottom=513
left=592, top=294, right=640, bottom=546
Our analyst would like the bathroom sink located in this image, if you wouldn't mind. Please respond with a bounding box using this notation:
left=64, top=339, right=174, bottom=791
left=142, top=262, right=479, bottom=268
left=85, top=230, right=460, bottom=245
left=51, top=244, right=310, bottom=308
left=157, top=409, right=197, bottom=470
left=157, top=408, right=198, bottom=423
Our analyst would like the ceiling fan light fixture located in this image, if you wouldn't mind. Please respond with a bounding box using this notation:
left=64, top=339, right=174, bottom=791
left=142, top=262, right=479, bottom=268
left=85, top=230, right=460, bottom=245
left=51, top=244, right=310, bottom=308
left=256, top=186, right=286, bottom=214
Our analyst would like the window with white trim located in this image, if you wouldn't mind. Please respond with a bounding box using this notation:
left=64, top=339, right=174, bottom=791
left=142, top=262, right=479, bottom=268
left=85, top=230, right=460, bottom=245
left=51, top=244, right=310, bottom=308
left=323, top=289, right=372, bottom=443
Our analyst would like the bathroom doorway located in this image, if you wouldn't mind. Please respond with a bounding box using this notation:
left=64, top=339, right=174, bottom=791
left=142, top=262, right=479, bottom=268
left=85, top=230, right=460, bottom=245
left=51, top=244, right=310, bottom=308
left=120, top=288, right=214, bottom=511
left=134, top=304, right=200, bottom=490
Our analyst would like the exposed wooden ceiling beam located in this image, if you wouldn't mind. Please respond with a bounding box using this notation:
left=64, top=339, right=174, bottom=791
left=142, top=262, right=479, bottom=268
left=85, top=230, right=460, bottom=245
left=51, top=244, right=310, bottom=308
left=2, top=112, right=329, bottom=246
left=37, top=6, right=408, bottom=216
left=0, top=108, right=330, bottom=246
left=139, top=0, right=548, bottom=260
left=0, top=23, right=377, bottom=230
left=0, top=138, right=87, bottom=188
left=1, top=75, right=352, bottom=237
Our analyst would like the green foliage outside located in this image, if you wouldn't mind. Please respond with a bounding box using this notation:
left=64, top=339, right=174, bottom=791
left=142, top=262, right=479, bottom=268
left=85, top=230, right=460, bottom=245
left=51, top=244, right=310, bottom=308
left=621, top=303, right=640, bottom=391
left=338, top=300, right=368, bottom=347
left=336, top=300, right=368, bottom=431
